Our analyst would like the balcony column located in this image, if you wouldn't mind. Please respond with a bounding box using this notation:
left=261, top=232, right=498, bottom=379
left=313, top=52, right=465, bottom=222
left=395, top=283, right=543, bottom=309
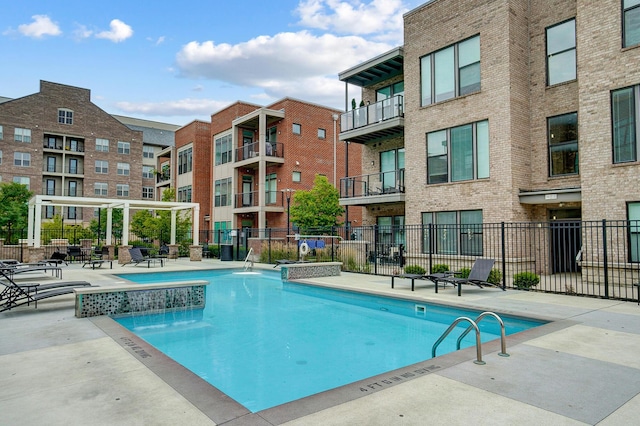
left=258, top=111, right=267, bottom=230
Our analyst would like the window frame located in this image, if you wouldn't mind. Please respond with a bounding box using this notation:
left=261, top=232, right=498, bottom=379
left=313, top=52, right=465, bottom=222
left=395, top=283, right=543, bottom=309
left=623, top=0, right=640, bottom=48
left=546, top=19, right=577, bottom=86
left=421, top=210, right=483, bottom=255
left=215, top=134, right=232, bottom=165
left=14, top=128, right=31, bottom=143
left=94, top=182, right=108, bottom=196
left=318, top=128, right=326, bottom=139
left=612, top=84, right=639, bottom=163
left=548, top=112, right=579, bottom=176
left=214, top=178, right=232, bottom=207
left=13, top=176, right=30, bottom=189
left=292, top=123, right=302, bottom=135
left=142, top=186, right=154, bottom=199
left=14, top=152, right=31, bottom=167
left=292, top=171, right=301, bottom=182
left=117, top=141, right=131, bottom=155
left=628, top=201, right=640, bottom=262
left=116, top=184, right=130, bottom=197
left=96, top=138, right=109, bottom=152
left=95, top=160, right=108, bottom=174
left=143, top=145, right=154, bottom=158
left=142, top=165, right=154, bottom=179
left=58, top=108, right=73, bottom=125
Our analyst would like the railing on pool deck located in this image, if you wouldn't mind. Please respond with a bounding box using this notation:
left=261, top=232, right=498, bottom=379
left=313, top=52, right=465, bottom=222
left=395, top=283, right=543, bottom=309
left=74, top=280, right=209, bottom=318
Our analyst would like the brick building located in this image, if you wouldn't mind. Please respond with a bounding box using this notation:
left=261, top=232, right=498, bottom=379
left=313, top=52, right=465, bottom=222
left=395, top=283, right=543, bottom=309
left=338, top=0, right=640, bottom=263
left=208, top=98, right=362, bottom=239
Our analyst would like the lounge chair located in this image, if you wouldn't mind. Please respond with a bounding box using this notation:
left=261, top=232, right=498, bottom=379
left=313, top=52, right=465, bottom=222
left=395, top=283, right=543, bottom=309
left=0, top=261, right=63, bottom=279
left=67, top=246, right=89, bottom=263
left=41, top=251, right=68, bottom=266
left=273, top=259, right=309, bottom=268
left=0, top=269, right=92, bottom=312
left=122, top=247, right=164, bottom=268
left=427, top=259, right=504, bottom=296
left=82, top=247, right=112, bottom=269
left=390, top=272, right=454, bottom=292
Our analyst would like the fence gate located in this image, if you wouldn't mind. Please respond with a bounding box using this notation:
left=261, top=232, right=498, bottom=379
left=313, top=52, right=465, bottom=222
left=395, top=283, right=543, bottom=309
left=550, top=220, right=582, bottom=273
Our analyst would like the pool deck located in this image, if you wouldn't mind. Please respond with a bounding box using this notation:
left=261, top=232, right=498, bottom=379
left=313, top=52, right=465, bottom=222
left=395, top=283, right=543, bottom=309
left=1, top=259, right=639, bottom=425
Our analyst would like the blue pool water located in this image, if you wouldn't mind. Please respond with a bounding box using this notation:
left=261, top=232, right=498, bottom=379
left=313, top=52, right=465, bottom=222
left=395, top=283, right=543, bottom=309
left=114, top=269, right=545, bottom=412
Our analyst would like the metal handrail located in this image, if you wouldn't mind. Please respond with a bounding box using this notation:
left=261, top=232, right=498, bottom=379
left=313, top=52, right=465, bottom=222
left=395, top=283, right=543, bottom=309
left=456, top=312, right=509, bottom=357
left=243, top=247, right=254, bottom=271
left=432, top=316, right=485, bottom=365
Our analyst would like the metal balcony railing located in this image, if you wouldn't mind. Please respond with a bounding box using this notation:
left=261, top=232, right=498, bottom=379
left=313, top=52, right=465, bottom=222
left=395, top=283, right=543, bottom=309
left=340, top=169, right=405, bottom=198
left=340, top=95, right=404, bottom=132
left=233, top=191, right=285, bottom=208
left=235, top=142, right=284, bottom=162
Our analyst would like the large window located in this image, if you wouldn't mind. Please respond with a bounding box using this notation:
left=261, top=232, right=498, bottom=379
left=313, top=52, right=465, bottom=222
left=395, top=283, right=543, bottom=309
left=377, top=216, right=405, bottom=251
left=116, top=184, right=129, bottom=197
left=548, top=112, right=579, bottom=176
left=13, top=176, right=30, bottom=189
left=142, top=165, right=154, bottom=179
left=546, top=19, right=576, bottom=86
left=380, top=148, right=405, bottom=191
left=421, top=35, right=480, bottom=106
left=117, top=141, right=130, bottom=154
left=266, top=173, right=278, bottom=204
left=95, top=160, right=108, bottom=174
left=427, top=120, right=489, bottom=184
left=0, top=125, right=3, bottom=140
left=215, top=134, right=232, bottom=165
left=117, top=162, right=130, bottom=176
left=178, top=185, right=192, bottom=202
left=213, top=221, right=232, bottom=244
left=178, top=147, right=193, bottom=174
left=94, top=182, right=108, bottom=196
left=14, top=152, right=31, bottom=166
left=142, top=186, right=154, bottom=199
left=143, top=145, right=154, bottom=158
left=624, top=0, right=640, bottom=47
left=96, top=138, right=109, bottom=152
left=58, top=109, right=73, bottom=124
left=422, top=210, right=483, bottom=255
left=629, top=202, right=640, bottom=262
left=14, top=128, right=31, bottom=143
left=612, top=85, right=639, bottom=163
left=215, top=178, right=232, bottom=207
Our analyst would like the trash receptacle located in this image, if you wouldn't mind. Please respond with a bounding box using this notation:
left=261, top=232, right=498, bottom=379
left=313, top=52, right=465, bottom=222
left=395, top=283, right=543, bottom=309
left=220, top=245, right=233, bottom=261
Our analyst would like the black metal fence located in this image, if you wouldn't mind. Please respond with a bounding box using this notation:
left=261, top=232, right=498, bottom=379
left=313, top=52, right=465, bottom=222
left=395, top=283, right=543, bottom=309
left=2, top=220, right=638, bottom=301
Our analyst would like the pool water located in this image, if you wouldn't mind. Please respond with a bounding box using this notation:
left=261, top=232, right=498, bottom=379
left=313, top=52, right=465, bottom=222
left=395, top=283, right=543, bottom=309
left=115, top=269, right=544, bottom=412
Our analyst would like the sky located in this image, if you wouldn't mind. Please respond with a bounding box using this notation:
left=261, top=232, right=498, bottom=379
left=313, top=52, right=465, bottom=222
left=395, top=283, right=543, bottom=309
left=0, top=0, right=426, bottom=126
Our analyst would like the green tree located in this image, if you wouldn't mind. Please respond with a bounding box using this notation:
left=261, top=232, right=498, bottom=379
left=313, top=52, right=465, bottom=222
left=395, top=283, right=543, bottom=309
left=289, top=175, right=344, bottom=233
left=0, top=182, right=33, bottom=230
left=89, top=209, right=124, bottom=242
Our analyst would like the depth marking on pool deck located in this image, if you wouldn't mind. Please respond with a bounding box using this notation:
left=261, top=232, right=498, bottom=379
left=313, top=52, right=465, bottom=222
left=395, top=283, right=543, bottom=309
left=358, top=364, right=441, bottom=393
left=120, top=336, right=152, bottom=359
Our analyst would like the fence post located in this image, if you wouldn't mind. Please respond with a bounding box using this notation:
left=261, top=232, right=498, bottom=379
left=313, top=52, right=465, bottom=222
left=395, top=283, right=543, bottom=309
left=602, top=219, right=609, bottom=298
left=501, top=222, right=506, bottom=290
left=268, top=228, right=272, bottom=264
left=428, top=223, right=434, bottom=273
left=331, top=226, right=336, bottom=262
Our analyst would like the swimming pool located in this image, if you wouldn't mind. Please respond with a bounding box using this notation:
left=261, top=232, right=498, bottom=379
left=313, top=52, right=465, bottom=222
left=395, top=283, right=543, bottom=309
left=115, top=269, right=545, bottom=412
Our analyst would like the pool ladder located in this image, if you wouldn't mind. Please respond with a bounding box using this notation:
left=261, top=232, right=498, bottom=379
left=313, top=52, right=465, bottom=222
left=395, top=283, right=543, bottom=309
left=243, top=248, right=254, bottom=271
left=432, top=312, right=510, bottom=365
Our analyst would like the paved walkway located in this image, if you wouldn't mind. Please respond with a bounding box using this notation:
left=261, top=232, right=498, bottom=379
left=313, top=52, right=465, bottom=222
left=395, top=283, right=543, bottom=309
left=1, top=259, right=639, bottom=425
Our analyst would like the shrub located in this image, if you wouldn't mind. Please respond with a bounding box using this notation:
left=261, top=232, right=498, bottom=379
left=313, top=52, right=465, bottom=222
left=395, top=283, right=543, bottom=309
left=404, top=265, right=426, bottom=275
left=488, top=268, right=503, bottom=285
left=431, top=264, right=450, bottom=274
left=457, top=267, right=471, bottom=278
left=513, top=272, right=540, bottom=289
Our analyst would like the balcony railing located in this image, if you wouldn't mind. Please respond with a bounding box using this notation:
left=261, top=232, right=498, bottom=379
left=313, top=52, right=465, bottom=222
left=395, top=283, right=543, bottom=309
left=235, top=142, right=284, bottom=162
left=340, top=95, right=404, bottom=132
left=233, top=190, right=286, bottom=208
left=340, top=169, right=405, bottom=198
left=41, top=188, right=83, bottom=197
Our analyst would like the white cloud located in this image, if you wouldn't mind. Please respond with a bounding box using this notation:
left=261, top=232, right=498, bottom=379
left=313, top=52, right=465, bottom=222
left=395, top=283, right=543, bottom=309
left=17, top=15, right=61, bottom=38
left=95, top=19, right=133, bottom=43
left=72, top=24, right=93, bottom=40
left=114, top=98, right=229, bottom=117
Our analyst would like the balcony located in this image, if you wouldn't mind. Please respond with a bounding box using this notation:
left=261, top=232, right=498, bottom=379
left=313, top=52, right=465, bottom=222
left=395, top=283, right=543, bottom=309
left=42, top=164, right=84, bottom=174
left=235, top=141, right=284, bottom=166
left=339, top=95, right=404, bottom=144
left=339, top=169, right=405, bottom=206
left=41, top=188, right=84, bottom=197
left=232, top=190, right=286, bottom=211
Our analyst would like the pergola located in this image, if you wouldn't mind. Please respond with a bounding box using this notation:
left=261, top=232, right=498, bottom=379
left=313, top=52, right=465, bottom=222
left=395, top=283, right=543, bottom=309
left=27, top=195, right=200, bottom=248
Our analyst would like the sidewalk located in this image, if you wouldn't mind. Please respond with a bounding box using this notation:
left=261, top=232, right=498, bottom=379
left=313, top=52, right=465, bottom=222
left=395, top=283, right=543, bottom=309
left=1, top=259, right=639, bottom=425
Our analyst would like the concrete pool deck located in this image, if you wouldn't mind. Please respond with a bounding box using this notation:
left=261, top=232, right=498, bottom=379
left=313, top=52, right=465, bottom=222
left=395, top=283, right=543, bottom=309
left=1, top=259, right=639, bottom=425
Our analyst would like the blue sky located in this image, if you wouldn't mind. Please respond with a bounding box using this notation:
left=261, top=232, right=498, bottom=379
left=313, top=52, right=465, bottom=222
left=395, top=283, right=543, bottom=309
left=1, top=0, right=426, bottom=126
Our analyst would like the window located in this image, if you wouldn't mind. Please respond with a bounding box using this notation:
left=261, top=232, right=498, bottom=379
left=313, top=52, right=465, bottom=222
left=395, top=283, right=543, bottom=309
left=116, top=184, right=129, bottom=197
left=0, top=150, right=2, bottom=165
left=13, top=176, right=30, bottom=189
left=629, top=202, right=640, bottom=262
left=612, top=85, right=639, bottom=163
left=267, top=127, right=277, bottom=142
left=215, top=178, right=232, bottom=206
left=68, top=158, right=78, bottom=174
left=548, top=112, right=579, bottom=176
left=421, top=35, right=480, bottom=106
left=45, top=206, right=55, bottom=219
left=143, top=145, right=154, bottom=158
left=292, top=123, right=301, bottom=135
left=14, top=128, right=31, bottom=143
left=178, top=185, right=192, bottom=202
left=266, top=173, right=278, bottom=204
left=45, top=179, right=56, bottom=196
left=546, top=19, right=576, bottom=86
left=67, top=207, right=77, bottom=220
left=318, top=128, right=326, bottom=139
left=0, top=125, right=3, bottom=140
left=46, top=157, right=56, bottom=172
left=14, top=152, right=31, bottom=166
left=292, top=171, right=301, bottom=182
left=624, top=0, right=640, bottom=47
left=377, top=216, right=405, bottom=249
left=68, top=181, right=78, bottom=197
left=178, top=147, right=193, bottom=174
left=95, top=160, right=108, bottom=174
left=215, top=134, right=232, bottom=165
left=422, top=210, right=483, bottom=255
left=117, top=141, right=130, bottom=154
left=213, top=221, right=233, bottom=244
left=96, top=138, right=109, bottom=152
left=58, top=109, right=73, bottom=124
left=380, top=148, right=405, bottom=191
left=142, top=186, right=154, bottom=199
left=94, top=182, right=108, bottom=196
left=117, top=162, right=130, bottom=176
left=142, top=165, right=154, bottom=179
left=427, top=120, right=489, bottom=184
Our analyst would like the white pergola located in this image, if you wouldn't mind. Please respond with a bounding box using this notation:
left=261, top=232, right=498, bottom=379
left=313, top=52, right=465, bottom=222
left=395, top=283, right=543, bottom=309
left=27, top=195, right=200, bottom=248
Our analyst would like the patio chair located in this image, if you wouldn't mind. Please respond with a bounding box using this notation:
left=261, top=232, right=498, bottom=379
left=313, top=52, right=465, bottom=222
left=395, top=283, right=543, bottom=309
left=122, top=247, right=164, bottom=268
left=0, top=261, right=63, bottom=279
left=67, top=246, right=89, bottom=263
left=41, top=251, right=68, bottom=266
left=427, top=259, right=504, bottom=296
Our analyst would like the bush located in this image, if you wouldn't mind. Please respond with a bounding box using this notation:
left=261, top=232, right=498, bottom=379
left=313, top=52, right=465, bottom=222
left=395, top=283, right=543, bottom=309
left=404, top=265, right=426, bottom=275
left=513, top=272, right=540, bottom=289
left=488, top=268, right=503, bottom=285
left=457, top=267, right=471, bottom=278
left=431, top=264, right=450, bottom=274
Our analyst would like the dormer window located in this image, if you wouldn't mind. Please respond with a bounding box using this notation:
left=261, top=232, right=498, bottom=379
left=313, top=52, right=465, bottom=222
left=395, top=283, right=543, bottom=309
left=58, top=108, right=73, bottom=125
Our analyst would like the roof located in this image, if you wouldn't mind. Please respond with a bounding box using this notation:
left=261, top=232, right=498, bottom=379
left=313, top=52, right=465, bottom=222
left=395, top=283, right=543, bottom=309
left=338, top=47, right=404, bottom=87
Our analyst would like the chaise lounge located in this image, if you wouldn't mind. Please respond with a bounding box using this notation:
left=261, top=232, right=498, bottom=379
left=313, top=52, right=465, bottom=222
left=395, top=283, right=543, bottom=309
left=122, top=247, right=164, bottom=268
left=426, top=258, right=505, bottom=296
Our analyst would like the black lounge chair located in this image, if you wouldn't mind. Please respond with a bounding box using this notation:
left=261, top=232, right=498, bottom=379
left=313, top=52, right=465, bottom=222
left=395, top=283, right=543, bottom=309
left=82, top=247, right=112, bottom=269
left=427, top=259, right=504, bottom=296
left=67, top=246, right=89, bottom=263
left=391, top=272, right=455, bottom=292
left=41, top=251, right=68, bottom=266
left=0, top=261, right=63, bottom=279
left=0, top=269, right=92, bottom=312
left=273, top=259, right=309, bottom=268
left=122, top=247, right=164, bottom=268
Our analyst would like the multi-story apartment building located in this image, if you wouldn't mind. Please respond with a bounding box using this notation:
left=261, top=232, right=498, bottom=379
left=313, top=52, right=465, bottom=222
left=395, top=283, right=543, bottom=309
left=0, top=81, right=177, bottom=223
left=209, top=98, right=362, bottom=239
left=339, top=0, right=640, bottom=265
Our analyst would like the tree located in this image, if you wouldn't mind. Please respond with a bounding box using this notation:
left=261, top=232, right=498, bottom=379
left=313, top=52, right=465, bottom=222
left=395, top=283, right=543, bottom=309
left=0, top=182, right=33, bottom=230
left=89, top=209, right=124, bottom=242
left=129, top=188, right=192, bottom=244
left=289, top=175, right=344, bottom=233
